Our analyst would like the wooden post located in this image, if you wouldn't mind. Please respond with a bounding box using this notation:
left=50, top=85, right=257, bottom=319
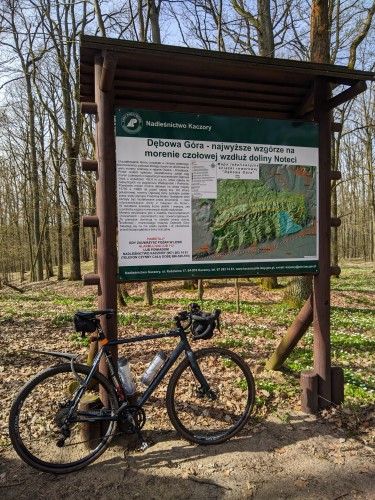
left=301, top=371, right=318, bottom=414
left=331, top=367, right=345, bottom=405
left=94, top=53, right=118, bottom=371
left=313, top=78, right=332, bottom=410
left=80, top=395, right=102, bottom=449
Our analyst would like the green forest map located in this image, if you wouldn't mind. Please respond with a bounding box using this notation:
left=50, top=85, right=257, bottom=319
left=192, top=164, right=317, bottom=262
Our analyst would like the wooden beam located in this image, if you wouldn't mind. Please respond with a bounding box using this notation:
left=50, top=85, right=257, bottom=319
left=293, top=85, right=314, bottom=118
left=301, top=371, right=318, bottom=414
left=313, top=78, right=332, bottom=410
left=114, top=99, right=292, bottom=120
left=95, top=55, right=118, bottom=367
left=330, top=266, right=341, bottom=276
left=331, top=122, right=343, bottom=133
left=81, top=102, right=97, bottom=114
left=81, top=159, right=98, bottom=172
left=100, top=51, right=118, bottom=92
left=83, top=274, right=100, bottom=286
left=82, top=215, right=99, bottom=227
left=114, top=81, right=302, bottom=105
left=114, top=88, right=295, bottom=112
left=330, top=217, right=341, bottom=227
left=331, top=367, right=344, bottom=405
left=112, top=68, right=308, bottom=96
left=323, top=81, right=367, bottom=111
left=330, top=170, right=341, bottom=180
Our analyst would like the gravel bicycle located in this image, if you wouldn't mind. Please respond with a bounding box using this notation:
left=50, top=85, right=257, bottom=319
left=9, top=304, right=255, bottom=474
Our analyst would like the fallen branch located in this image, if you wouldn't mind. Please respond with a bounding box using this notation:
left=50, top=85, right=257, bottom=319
left=188, top=475, right=232, bottom=490
left=3, top=282, right=25, bottom=293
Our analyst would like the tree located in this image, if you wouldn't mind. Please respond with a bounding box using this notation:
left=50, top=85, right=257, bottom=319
left=29, top=0, right=90, bottom=280
left=1, top=1, right=48, bottom=281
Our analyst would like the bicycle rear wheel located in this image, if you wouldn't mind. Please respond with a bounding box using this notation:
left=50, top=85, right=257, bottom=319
left=166, top=347, right=255, bottom=444
left=9, top=363, right=118, bottom=473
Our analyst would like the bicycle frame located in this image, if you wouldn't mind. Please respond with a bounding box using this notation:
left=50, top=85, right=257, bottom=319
left=71, top=326, right=210, bottom=421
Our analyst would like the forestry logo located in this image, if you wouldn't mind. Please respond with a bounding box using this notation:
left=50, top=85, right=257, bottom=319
left=121, top=111, right=143, bottom=135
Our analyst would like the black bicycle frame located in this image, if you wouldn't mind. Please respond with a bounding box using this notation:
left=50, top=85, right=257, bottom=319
left=73, top=327, right=210, bottom=421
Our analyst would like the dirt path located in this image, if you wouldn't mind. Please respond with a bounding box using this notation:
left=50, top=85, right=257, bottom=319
left=1, top=410, right=374, bottom=500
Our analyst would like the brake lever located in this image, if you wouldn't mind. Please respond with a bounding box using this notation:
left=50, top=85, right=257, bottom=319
left=178, top=311, right=189, bottom=320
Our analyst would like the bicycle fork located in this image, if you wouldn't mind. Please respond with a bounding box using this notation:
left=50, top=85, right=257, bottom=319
left=186, top=350, right=217, bottom=400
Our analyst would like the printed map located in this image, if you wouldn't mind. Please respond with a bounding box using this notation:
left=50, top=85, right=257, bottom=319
left=192, top=164, right=317, bottom=262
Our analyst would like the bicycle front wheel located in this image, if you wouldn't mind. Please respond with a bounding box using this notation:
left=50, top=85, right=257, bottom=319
left=166, top=347, right=255, bottom=445
left=9, top=363, right=118, bottom=474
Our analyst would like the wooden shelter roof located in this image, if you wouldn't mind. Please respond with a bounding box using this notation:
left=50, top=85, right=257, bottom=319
left=80, top=35, right=374, bottom=120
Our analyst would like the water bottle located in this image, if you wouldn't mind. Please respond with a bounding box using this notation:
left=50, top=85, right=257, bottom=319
left=140, top=351, right=167, bottom=386
left=117, top=356, right=136, bottom=395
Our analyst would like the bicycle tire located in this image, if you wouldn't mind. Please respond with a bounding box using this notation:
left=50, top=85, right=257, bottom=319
left=9, top=363, right=118, bottom=474
left=166, top=347, right=255, bottom=445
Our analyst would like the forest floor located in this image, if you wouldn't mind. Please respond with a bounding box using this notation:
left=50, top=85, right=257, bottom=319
left=0, top=261, right=374, bottom=499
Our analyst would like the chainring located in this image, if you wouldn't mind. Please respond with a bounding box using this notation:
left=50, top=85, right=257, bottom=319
left=119, top=405, right=146, bottom=434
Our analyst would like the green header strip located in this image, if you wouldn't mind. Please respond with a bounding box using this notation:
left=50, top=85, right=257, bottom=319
left=115, top=108, right=319, bottom=147
left=119, top=261, right=318, bottom=282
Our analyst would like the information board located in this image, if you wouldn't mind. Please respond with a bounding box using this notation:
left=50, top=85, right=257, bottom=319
left=116, top=109, right=319, bottom=281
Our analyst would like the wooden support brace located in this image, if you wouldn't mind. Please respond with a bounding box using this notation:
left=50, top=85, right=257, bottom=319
left=83, top=274, right=100, bottom=286
left=323, top=81, right=367, bottom=111
left=81, top=160, right=98, bottom=172
left=81, top=102, right=98, bottom=114
left=82, top=215, right=99, bottom=227
left=301, top=371, right=318, bottom=414
left=266, top=296, right=313, bottom=371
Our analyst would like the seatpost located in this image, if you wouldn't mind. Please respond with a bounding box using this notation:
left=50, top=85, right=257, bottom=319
left=96, top=321, right=106, bottom=341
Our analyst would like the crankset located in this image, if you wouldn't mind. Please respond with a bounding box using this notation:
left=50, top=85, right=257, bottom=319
left=119, top=405, right=146, bottom=435
left=119, top=405, right=150, bottom=451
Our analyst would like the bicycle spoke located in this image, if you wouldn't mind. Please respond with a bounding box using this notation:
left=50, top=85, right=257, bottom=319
left=10, top=364, right=118, bottom=473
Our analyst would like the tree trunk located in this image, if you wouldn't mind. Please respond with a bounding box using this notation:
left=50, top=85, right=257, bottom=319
left=257, top=0, right=275, bottom=56
left=118, top=284, right=129, bottom=306
left=183, top=280, right=196, bottom=290
left=234, top=278, right=240, bottom=313
left=26, top=75, right=43, bottom=281
left=40, top=124, right=54, bottom=278
left=310, top=0, right=330, bottom=63
left=144, top=282, right=153, bottom=306
left=55, top=179, right=64, bottom=281
left=148, top=0, right=161, bottom=44
left=197, top=279, right=204, bottom=301
left=283, top=276, right=313, bottom=308
left=260, top=276, right=278, bottom=289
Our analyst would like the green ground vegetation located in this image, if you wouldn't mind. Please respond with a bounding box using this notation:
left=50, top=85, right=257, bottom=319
left=0, top=262, right=373, bottom=424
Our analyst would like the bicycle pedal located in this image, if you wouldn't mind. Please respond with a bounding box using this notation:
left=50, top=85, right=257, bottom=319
left=138, top=441, right=150, bottom=452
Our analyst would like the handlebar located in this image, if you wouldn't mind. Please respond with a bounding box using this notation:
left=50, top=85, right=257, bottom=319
left=75, top=305, right=220, bottom=341
left=191, top=309, right=221, bottom=323
left=174, top=303, right=221, bottom=339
